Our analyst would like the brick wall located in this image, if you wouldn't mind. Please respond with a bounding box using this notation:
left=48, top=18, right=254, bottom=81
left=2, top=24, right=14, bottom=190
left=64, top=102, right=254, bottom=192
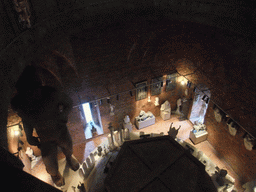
left=205, top=102, right=256, bottom=183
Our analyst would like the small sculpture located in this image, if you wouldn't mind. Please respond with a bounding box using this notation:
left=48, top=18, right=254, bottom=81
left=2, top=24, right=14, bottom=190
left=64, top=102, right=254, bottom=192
left=137, top=110, right=153, bottom=121
left=108, top=123, right=115, bottom=149
left=97, top=146, right=103, bottom=156
left=110, top=104, right=115, bottom=116
left=227, top=120, right=238, bottom=136
left=25, top=147, right=37, bottom=161
left=154, top=97, right=159, bottom=106
left=214, top=107, right=223, bottom=123
left=161, top=100, right=171, bottom=113
left=175, top=98, right=183, bottom=115
left=124, top=115, right=130, bottom=124
left=160, top=100, right=171, bottom=120
left=244, top=134, right=256, bottom=151
left=215, top=169, right=228, bottom=186
left=192, top=122, right=207, bottom=133
left=168, top=123, right=181, bottom=139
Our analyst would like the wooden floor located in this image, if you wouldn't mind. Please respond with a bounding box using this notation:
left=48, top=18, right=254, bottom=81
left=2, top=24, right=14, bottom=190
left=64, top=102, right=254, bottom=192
left=30, top=114, right=243, bottom=191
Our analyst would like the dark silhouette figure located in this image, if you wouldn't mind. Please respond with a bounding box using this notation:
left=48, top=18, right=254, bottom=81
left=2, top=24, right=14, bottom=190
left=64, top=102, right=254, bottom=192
left=11, top=65, right=79, bottom=186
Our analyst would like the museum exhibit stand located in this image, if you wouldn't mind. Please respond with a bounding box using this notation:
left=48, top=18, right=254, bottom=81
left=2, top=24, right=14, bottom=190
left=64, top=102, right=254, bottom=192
left=160, top=100, right=171, bottom=121
left=135, top=110, right=155, bottom=130
left=189, top=123, right=208, bottom=145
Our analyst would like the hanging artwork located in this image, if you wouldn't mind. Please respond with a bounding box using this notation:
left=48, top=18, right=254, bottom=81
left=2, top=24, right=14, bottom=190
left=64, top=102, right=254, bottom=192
left=151, top=77, right=162, bottom=96
left=136, top=81, right=147, bottom=101
left=213, top=105, right=224, bottom=123
left=243, top=133, right=256, bottom=151
left=166, top=73, right=179, bottom=92
left=227, top=119, right=238, bottom=136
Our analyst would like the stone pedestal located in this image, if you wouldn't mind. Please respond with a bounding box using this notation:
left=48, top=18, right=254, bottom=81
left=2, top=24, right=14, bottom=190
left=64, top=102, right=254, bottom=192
left=160, top=111, right=170, bottom=120
left=189, top=130, right=208, bottom=144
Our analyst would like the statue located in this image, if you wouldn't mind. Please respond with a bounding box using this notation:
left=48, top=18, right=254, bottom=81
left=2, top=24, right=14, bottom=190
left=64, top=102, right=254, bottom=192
left=109, top=104, right=115, bottom=116
left=123, top=115, right=130, bottom=124
left=227, top=120, right=238, bottom=136
left=243, top=134, right=256, bottom=151
left=11, top=66, right=79, bottom=186
left=192, top=122, right=207, bottom=133
left=214, top=168, right=234, bottom=190
left=168, top=123, right=181, bottom=139
left=175, top=98, right=183, bottom=115
left=154, top=97, right=159, bottom=106
left=160, top=100, right=171, bottom=113
left=137, top=110, right=153, bottom=121
left=213, top=107, right=223, bottom=123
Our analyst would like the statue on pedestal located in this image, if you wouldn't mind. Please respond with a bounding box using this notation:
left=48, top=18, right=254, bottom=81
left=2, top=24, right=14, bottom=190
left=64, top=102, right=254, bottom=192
left=154, top=97, right=159, bottom=106
left=123, top=115, right=130, bottom=124
left=11, top=66, right=79, bottom=187
left=168, top=123, right=181, bottom=139
left=192, top=122, right=207, bottom=133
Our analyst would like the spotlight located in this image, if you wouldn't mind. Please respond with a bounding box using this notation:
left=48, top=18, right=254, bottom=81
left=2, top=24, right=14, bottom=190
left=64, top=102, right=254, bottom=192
left=181, top=80, right=185, bottom=85
left=14, top=130, right=20, bottom=136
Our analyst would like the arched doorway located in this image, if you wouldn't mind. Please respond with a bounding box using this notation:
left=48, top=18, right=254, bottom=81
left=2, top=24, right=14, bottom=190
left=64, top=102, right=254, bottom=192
left=189, top=84, right=210, bottom=124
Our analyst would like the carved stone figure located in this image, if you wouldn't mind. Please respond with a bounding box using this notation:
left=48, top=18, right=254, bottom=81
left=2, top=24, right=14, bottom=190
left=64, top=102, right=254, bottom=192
left=192, top=122, right=207, bottom=133
left=175, top=98, right=183, bottom=115
left=154, top=97, right=159, bottom=106
left=227, top=120, right=238, bottom=136
left=109, top=104, right=115, bottom=116
left=160, top=100, right=171, bottom=113
left=214, top=107, right=223, bottom=123
left=123, top=115, right=130, bottom=124
left=244, top=134, right=256, bottom=151
left=11, top=66, right=79, bottom=186
left=137, top=110, right=153, bottom=121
